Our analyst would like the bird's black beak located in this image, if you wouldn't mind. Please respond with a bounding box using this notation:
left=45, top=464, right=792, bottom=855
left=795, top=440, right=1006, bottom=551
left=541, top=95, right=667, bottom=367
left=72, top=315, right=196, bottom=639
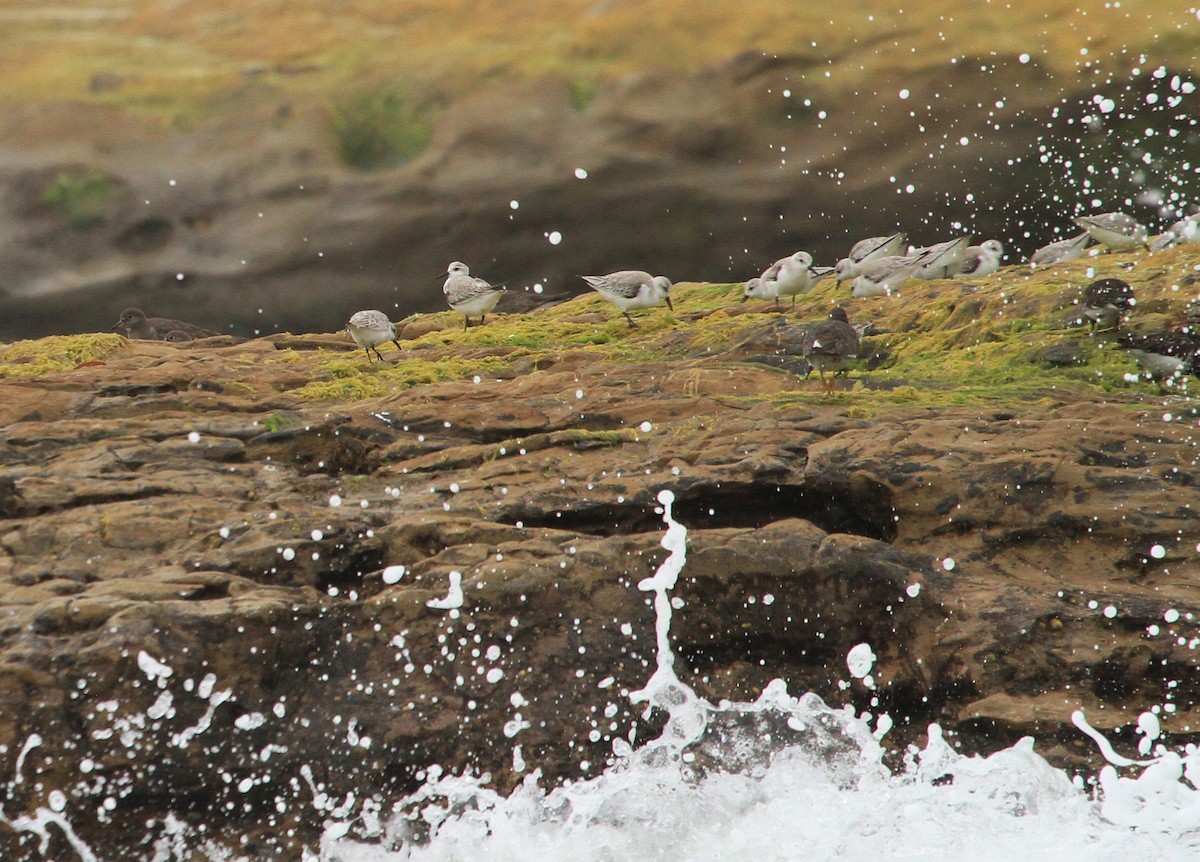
left=665, top=296, right=674, bottom=311
left=740, top=294, right=749, bottom=303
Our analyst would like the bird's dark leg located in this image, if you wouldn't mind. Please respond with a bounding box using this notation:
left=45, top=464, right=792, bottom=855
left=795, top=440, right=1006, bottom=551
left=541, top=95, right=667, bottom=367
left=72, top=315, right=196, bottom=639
left=463, top=316, right=470, bottom=330
left=624, top=311, right=637, bottom=328
left=480, top=314, right=486, bottom=325
left=371, top=347, right=385, bottom=362
left=364, top=348, right=374, bottom=362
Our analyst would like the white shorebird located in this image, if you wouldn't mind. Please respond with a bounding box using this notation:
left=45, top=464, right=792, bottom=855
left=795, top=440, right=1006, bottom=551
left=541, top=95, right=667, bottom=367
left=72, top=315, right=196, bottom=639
left=834, top=233, right=907, bottom=285
left=911, top=236, right=973, bottom=279
left=850, top=254, right=927, bottom=298
left=1030, top=233, right=1092, bottom=267
left=1074, top=212, right=1150, bottom=251
left=957, top=239, right=1004, bottom=276
left=758, top=251, right=819, bottom=308
left=443, top=261, right=505, bottom=328
left=1150, top=214, right=1200, bottom=251
left=346, top=310, right=401, bottom=362
left=583, top=270, right=673, bottom=327
left=741, top=276, right=774, bottom=304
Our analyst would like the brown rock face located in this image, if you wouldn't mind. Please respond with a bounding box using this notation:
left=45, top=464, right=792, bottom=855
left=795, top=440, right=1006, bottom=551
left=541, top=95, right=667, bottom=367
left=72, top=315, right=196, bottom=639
left=2, top=294, right=1200, bottom=857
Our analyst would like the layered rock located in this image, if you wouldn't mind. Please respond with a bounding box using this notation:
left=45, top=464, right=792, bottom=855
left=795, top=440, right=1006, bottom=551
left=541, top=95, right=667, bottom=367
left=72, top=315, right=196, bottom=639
left=3, top=244, right=1200, bottom=857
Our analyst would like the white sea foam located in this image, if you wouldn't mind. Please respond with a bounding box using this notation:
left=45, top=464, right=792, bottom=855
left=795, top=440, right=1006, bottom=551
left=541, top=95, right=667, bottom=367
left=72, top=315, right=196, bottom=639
left=310, top=491, right=1200, bottom=862
left=10, top=492, right=1200, bottom=861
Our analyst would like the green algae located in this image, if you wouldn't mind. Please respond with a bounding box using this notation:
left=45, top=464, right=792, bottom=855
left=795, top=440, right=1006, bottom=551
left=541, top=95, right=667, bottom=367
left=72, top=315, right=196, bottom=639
left=0, top=334, right=127, bottom=379
left=291, top=244, right=1200, bottom=410
left=293, top=355, right=516, bottom=401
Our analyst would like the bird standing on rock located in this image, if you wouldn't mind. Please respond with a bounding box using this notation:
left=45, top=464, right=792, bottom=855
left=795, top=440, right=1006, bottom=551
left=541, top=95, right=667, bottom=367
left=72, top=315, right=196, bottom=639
left=583, top=271, right=673, bottom=327
left=834, top=232, right=907, bottom=286
left=957, top=240, right=1004, bottom=276
left=1030, top=233, right=1092, bottom=267
left=801, top=307, right=861, bottom=396
left=443, top=261, right=505, bottom=328
left=112, top=308, right=220, bottom=340
left=346, top=310, right=402, bottom=362
left=1081, top=278, right=1135, bottom=333
left=758, top=251, right=819, bottom=308
left=1116, top=329, right=1200, bottom=390
left=1074, top=212, right=1150, bottom=252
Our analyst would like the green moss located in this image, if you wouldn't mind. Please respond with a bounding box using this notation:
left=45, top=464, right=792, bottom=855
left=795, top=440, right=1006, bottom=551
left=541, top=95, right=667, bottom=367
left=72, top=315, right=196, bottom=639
left=294, top=355, right=515, bottom=401
left=331, top=85, right=433, bottom=170
left=0, top=334, right=127, bottom=378
left=42, top=171, right=113, bottom=228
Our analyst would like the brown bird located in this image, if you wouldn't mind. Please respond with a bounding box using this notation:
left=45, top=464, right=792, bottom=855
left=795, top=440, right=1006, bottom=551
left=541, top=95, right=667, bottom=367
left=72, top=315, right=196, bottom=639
left=801, top=307, right=861, bottom=396
left=1081, top=279, right=1135, bottom=333
left=112, top=308, right=220, bottom=340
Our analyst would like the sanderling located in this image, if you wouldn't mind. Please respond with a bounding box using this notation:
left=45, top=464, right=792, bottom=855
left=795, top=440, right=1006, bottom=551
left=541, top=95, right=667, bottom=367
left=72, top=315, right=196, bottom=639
left=834, top=233, right=907, bottom=285
left=801, top=307, right=861, bottom=396
left=1117, top=329, right=1200, bottom=389
left=1150, top=214, right=1200, bottom=251
left=112, top=308, right=220, bottom=340
left=346, top=309, right=402, bottom=361
left=850, top=254, right=928, bottom=298
left=582, top=271, right=673, bottom=327
left=957, top=239, right=1004, bottom=276
left=1030, top=233, right=1092, bottom=267
left=1081, top=278, right=1135, bottom=333
left=911, top=235, right=973, bottom=279
left=741, top=276, right=773, bottom=304
left=443, top=261, right=505, bottom=328
left=757, top=251, right=820, bottom=308
left=1074, top=212, right=1150, bottom=251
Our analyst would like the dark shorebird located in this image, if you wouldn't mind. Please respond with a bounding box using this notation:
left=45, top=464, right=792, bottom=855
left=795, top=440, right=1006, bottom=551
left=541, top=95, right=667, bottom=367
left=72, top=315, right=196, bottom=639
left=346, top=310, right=401, bottom=362
left=801, top=307, right=861, bottom=396
left=583, top=271, right=673, bottom=327
left=442, top=261, right=505, bottom=328
left=1081, top=278, right=1135, bottom=333
left=112, top=308, right=220, bottom=340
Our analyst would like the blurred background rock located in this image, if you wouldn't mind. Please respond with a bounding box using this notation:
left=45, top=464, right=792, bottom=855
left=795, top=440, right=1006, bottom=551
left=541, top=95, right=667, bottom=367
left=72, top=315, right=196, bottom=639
left=0, top=0, right=1196, bottom=340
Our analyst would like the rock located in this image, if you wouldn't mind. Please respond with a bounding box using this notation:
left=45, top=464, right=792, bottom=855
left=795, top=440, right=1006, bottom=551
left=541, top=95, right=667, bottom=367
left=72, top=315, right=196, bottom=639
left=3, top=252, right=1200, bottom=858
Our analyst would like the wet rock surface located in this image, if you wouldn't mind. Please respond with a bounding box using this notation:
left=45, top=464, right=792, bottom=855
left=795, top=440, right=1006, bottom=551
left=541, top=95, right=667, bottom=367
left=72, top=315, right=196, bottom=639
left=4, top=267, right=1200, bottom=857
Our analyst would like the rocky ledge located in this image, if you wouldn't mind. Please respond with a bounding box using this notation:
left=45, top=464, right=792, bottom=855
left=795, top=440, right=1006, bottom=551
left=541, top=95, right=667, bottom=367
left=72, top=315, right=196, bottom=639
left=3, top=245, right=1200, bottom=858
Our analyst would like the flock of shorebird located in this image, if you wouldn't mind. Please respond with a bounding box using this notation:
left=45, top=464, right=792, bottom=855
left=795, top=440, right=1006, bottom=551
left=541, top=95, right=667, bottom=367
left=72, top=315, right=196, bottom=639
left=110, top=208, right=1200, bottom=395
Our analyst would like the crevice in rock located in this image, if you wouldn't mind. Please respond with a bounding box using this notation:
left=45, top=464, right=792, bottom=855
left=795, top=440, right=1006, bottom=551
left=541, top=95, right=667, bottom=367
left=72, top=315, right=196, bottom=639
left=499, top=480, right=898, bottom=541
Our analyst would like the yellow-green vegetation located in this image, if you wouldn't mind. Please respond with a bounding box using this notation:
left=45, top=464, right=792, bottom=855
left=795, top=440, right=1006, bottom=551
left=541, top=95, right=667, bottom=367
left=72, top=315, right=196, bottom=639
left=42, top=171, right=113, bottom=229
left=0, top=1, right=1191, bottom=125
left=293, top=355, right=517, bottom=401
left=299, top=244, right=1200, bottom=411
left=0, top=334, right=127, bottom=378
left=331, top=85, right=433, bottom=170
